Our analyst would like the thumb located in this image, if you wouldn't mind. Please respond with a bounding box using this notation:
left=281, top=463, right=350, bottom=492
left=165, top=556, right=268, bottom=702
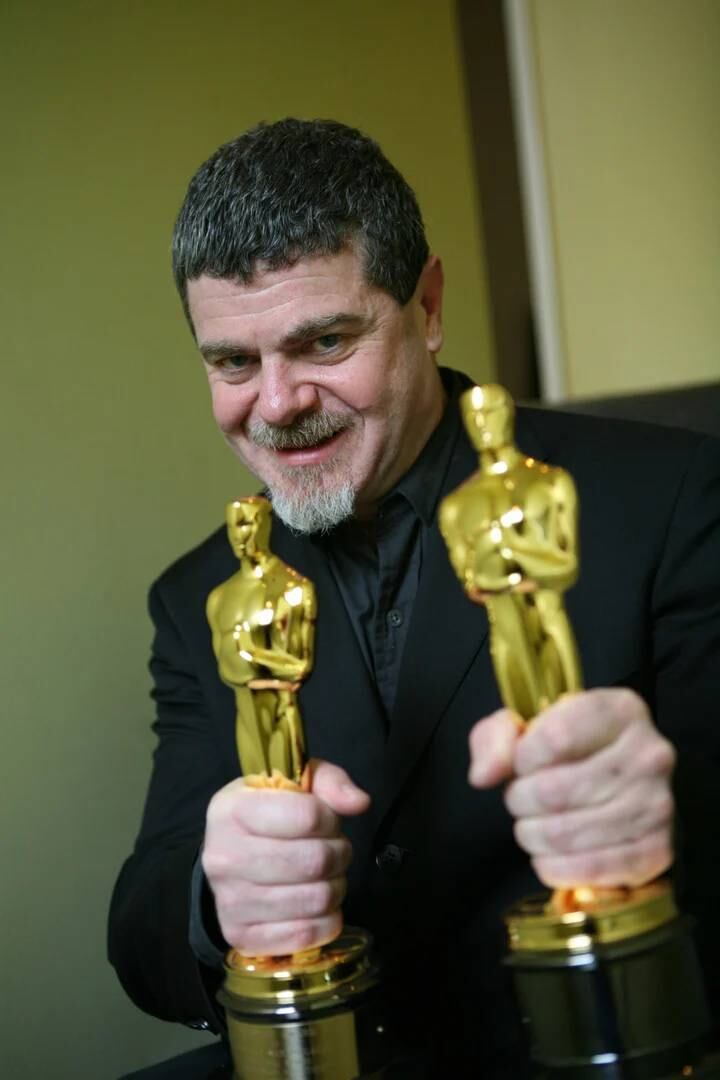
left=309, top=759, right=371, bottom=816
left=468, top=709, right=524, bottom=788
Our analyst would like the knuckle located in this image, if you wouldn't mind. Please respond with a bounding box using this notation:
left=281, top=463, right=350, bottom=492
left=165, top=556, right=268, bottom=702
left=544, top=814, right=570, bottom=849
left=535, top=770, right=570, bottom=812
left=206, top=788, right=232, bottom=828
left=513, top=818, right=531, bottom=851
left=201, top=846, right=233, bottom=882
left=301, top=881, right=334, bottom=917
left=636, top=831, right=673, bottom=883
left=213, top=879, right=246, bottom=915
left=612, top=687, right=645, bottom=724
left=645, top=737, right=676, bottom=777
left=650, top=788, right=675, bottom=827
left=296, top=796, right=323, bottom=835
left=216, top=899, right=248, bottom=943
left=540, top=717, right=573, bottom=762
left=576, top=849, right=604, bottom=882
left=288, top=920, right=319, bottom=951
left=302, top=840, right=333, bottom=880
left=532, top=855, right=566, bottom=889
left=503, top=779, right=523, bottom=817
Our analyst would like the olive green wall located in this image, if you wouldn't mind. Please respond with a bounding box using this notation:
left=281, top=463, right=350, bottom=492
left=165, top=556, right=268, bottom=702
left=530, top=0, right=720, bottom=397
left=0, top=3, right=492, bottom=1076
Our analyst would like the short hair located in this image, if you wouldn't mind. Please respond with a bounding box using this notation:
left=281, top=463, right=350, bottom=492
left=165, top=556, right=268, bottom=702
left=172, top=118, right=429, bottom=323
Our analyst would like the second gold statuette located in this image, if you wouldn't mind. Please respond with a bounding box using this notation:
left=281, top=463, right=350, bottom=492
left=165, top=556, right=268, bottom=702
left=206, top=496, right=392, bottom=1080
left=440, top=384, right=711, bottom=1080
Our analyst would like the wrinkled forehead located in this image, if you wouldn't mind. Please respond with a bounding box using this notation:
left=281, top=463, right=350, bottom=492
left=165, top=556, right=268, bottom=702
left=187, top=248, right=382, bottom=348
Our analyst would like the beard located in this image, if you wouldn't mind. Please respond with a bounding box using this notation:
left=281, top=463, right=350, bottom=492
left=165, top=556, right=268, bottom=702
left=247, top=411, right=358, bottom=534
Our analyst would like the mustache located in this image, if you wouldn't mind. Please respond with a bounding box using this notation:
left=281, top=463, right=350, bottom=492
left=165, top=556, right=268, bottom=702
left=248, top=411, right=354, bottom=451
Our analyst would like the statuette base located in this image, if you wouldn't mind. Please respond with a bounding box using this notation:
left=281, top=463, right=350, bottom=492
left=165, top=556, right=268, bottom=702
left=505, top=881, right=710, bottom=1077
left=218, top=928, right=392, bottom=1079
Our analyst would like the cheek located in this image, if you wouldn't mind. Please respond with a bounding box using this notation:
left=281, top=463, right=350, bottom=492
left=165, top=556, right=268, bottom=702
left=209, top=383, right=251, bottom=433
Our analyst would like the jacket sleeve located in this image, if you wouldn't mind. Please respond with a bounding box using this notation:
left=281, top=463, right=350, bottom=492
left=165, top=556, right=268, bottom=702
left=107, top=577, right=229, bottom=1030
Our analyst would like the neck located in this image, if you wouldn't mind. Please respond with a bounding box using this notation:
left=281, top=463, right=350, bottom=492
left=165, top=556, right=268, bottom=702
left=479, top=444, right=522, bottom=473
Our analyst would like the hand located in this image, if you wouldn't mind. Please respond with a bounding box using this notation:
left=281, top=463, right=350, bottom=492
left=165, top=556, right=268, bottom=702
left=468, top=689, right=676, bottom=888
left=202, top=760, right=370, bottom=955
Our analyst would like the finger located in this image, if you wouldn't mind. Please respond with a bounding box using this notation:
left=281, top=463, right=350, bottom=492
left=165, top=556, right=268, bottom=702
left=204, top=835, right=352, bottom=886
left=514, top=689, right=651, bottom=776
left=507, top=725, right=675, bottom=816
left=231, top=912, right=344, bottom=956
left=223, top=788, right=342, bottom=839
left=505, top=738, right=631, bottom=816
left=513, top=783, right=674, bottom=855
left=468, top=709, right=524, bottom=788
left=218, top=876, right=347, bottom=929
left=532, top=829, right=673, bottom=889
left=310, top=759, right=371, bottom=816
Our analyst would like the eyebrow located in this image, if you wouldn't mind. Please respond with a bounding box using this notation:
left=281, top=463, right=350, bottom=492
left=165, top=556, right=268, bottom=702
left=198, top=312, right=371, bottom=362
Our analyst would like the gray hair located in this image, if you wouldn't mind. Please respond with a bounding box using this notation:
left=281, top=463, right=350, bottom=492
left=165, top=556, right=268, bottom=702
left=172, top=118, right=429, bottom=323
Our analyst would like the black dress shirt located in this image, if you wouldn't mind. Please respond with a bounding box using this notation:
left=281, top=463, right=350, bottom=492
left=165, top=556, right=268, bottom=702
left=316, top=367, right=463, bottom=718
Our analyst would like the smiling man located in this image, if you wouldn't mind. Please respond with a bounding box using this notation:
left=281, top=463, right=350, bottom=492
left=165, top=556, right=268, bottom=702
left=109, top=120, right=720, bottom=1079
left=188, top=247, right=445, bottom=533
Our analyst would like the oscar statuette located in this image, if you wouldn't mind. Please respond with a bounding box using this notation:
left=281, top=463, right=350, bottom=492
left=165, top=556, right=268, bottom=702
left=439, top=385, right=713, bottom=1079
left=206, top=497, right=390, bottom=1079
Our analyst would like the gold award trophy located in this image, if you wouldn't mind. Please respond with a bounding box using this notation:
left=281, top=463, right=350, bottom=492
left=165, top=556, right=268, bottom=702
left=206, top=496, right=390, bottom=1080
left=440, top=385, right=710, bottom=1079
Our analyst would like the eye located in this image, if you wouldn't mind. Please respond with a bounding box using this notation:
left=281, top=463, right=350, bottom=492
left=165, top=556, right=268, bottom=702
left=219, top=355, right=251, bottom=369
left=314, top=333, right=342, bottom=351
left=214, top=354, right=256, bottom=377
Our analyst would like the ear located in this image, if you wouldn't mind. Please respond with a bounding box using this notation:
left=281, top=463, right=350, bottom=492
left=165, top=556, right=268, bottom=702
left=416, top=255, right=444, bottom=354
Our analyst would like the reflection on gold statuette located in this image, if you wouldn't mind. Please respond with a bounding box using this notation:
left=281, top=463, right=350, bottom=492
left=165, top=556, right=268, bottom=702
left=207, top=497, right=315, bottom=790
left=207, top=497, right=391, bottom=1080
left=439, top=383, right=582, bottom=723
left=440, top=386, right=710, bottom=1079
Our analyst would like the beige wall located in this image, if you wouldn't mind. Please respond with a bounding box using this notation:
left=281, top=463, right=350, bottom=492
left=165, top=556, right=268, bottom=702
left=0, top=2, right=491, bottom=1076
left=531, top=0, right=720, bottom=397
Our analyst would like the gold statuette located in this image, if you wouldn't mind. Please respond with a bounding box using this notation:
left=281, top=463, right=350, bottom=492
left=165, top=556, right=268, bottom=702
left=207, top=496, right=391, bottom=1080
left=207, top=496, right=315, bottom=789
left=439, top=383, right=582, bottom=723
left=440, top=384, right=710, bottom=1078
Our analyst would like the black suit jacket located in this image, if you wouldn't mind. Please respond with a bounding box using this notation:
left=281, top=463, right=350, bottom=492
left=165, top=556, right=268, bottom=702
left=109, top=398, right=720, bottom=1076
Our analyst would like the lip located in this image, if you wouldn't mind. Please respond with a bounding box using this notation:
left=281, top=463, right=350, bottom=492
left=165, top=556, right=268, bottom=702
left=270, top=428, right=347, bottom=467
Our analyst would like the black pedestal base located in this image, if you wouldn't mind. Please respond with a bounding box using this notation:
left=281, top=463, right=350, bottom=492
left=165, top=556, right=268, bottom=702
left=507, top=915, right=710, bottom=1079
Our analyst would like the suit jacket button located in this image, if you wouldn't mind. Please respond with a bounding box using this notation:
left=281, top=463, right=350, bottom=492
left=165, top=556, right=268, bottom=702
left=375, top=843, right=408, bottom=873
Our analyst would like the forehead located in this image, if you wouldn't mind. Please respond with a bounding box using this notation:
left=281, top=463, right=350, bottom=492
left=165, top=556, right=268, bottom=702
left=186, top=248, right=378, bottom=341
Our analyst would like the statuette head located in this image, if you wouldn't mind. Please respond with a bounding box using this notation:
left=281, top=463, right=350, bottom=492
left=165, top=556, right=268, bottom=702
left=226, top=497, right=272, bottom=558
left=461, top=384, right=515, bottom=451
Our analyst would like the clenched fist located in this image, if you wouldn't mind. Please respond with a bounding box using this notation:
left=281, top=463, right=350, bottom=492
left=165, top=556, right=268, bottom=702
left=468, top=689, right=676, bottom=888
left=202, top=760, right=370, bottom=955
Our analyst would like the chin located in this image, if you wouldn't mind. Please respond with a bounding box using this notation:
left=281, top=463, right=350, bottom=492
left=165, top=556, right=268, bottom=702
left=267, top=476, right=357, bottom=534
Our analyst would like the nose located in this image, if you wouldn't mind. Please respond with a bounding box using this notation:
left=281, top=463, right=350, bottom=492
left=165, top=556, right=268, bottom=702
left=255, top=359, right=319, bottom=426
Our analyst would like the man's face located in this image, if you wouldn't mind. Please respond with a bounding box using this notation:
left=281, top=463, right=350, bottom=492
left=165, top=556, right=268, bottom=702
left=187, top=246, right=445, bottom=531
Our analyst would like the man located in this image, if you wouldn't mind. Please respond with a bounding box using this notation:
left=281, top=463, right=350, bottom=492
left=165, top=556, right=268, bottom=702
left=109, top=119, right=720, bottom=1078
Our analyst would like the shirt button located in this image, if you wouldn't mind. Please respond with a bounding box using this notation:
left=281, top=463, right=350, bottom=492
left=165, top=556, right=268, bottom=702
left=375, top=843, right=408, bottom=873
left=387, top=608, right=403, bottom=628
